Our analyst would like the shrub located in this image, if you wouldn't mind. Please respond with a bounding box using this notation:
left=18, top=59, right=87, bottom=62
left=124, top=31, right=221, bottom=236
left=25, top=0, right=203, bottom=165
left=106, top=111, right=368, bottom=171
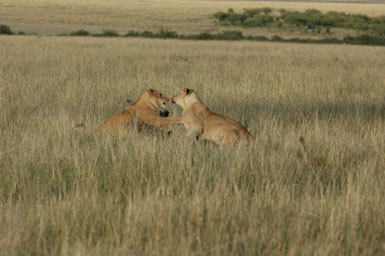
left=141, top=31, right=155, bottom=38
left=249, top=35, right=269, bottom=41
left=212, top=7, right=385, bottom=36
left=219, top=21, right=230, bottom=26
left=218, top=30, right=243, bottom=40
left=343, top=35, right=385, bottom=45
left=280, top=10, right=301, bottom=26
left=188, top=32, right=214, bottom=40
left=262, top=7, right=272, bottom=15
left=125, top=30, right=155, bottom=38
left=70, top=29, right=89, bottom=36
left=243, top=8, right=261, bottom=17
left=243, top=17, right=258, bottom=26
left=0, top=24, right=14, bottom=35
left=322, top=11, right=346, bottom=27
left=158, top=29, right=178, bottom=39
left=273, top=21, right=283, bottom=28
left=227, top=13, right=247, bottom=24
left=271, top=35, right=284, bottom=41
left=64, top=26, right=385, bottom=46
left=319, top=37, right=341, bottom=44
left=254, top=15, right=274, bottom=26
left=372, top=24, right=385, bottom=36
left=125, top=30, right=139, bottom=37
left=213, top=11, right=229, bottom=21
left=100, top=30, right=119, bottom=37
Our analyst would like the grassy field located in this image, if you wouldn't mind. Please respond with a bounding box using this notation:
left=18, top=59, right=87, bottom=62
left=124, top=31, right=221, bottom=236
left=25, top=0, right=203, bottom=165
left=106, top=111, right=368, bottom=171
left=1, top=35, right=385, bottom=255
left=1, top=0, right=385, bottom=255
left=2, top=0, right=385, bottom=38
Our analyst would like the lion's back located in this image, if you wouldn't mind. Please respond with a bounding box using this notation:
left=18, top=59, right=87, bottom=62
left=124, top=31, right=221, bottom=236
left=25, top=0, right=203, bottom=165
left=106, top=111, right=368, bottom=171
left=99, top=108, right=133, bottom=133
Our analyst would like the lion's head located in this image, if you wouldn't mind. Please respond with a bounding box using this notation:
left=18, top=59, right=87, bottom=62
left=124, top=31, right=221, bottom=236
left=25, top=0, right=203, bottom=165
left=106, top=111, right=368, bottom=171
left=145, top=88, right=170, bottom=108
left=171, top=88, right=200, bottom=109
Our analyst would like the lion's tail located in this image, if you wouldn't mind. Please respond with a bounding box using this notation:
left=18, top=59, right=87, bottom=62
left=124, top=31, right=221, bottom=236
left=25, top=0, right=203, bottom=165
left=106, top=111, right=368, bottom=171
left=232, top=129, right=256, bottom=143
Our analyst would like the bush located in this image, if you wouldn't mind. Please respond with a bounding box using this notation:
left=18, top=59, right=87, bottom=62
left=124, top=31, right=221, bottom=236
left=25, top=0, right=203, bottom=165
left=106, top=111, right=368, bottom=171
left=213, top=11, right=229, bottom=21
left=262, top=7, right=272, bottom=15
left=322, top=11, right=346, bottom=27
left=227, top=13, right=247, bottom=24
left=104, top=30, right=119, bottom=36
left=372, top=24, right=385, bottom=36
left=141, top=31, right=155, bottom=38
left=95, top=30, right=119, bottom=37
left=189, top=32, right=214, bottom=40
left=125, top=30, right=139, bottom=37
left=273, top=21, right=283, bottom=28
left=254, top=15, right=274, bottom=26
left=158, top=29, right=178, bottom=39
left=271, top=35, right=284, bottom=41
left=0, top=24, right=14, bottom=35
left=70, top=29, right=89, bottom=36
left=212, top=8, right=385, bottom=36
left=248, top=35, right=269, bottom=41
left=85, top=27, right=385, bottom=46
left=243, top=17, right=258, bottom=26
left=243, top=8, right=261, bottom=17
left=343, top=35, right=385, bottom=45
left=218, top=30, right=243, bottom=40
left=125, top=30, right=155, bottom=38
left=319, top=37, right=341, bottom=44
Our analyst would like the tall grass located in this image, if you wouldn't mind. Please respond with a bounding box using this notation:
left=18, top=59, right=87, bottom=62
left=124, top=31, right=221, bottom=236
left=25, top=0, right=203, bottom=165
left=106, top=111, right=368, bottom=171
left=0, top=36, right=385, bottom=255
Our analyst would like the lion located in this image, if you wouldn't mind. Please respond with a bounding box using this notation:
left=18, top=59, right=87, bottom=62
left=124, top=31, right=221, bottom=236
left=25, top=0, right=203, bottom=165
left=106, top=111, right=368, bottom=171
left=171, top=88, right=254, bottom=145
left=99, top=89, right=182, bottom=135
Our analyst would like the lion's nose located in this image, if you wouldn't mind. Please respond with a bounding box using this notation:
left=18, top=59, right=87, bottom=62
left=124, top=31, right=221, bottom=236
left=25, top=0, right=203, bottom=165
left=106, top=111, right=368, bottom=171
left=159, top=109, right=169, bottom=117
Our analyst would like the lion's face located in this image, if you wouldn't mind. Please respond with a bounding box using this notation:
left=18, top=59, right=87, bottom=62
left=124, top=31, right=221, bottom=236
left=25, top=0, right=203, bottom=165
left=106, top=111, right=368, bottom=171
left=147, top=89, right=170, bottom=108
left=171, top=88, right=196, bottom=108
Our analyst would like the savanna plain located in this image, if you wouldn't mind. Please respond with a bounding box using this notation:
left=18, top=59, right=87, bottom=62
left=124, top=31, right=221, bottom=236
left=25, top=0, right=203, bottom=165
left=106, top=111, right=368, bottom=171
left=1, top=1, right=385, bottom=256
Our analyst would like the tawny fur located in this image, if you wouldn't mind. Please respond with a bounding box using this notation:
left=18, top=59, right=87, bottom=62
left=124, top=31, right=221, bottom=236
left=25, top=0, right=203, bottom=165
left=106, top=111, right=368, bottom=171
left=172, top=88, right=254, bottom=145
left=99, top=89, right=182, bottom=135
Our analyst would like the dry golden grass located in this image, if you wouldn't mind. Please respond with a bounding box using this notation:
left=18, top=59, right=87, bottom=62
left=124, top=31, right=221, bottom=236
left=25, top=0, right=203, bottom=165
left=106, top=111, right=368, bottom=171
left=1, top=35, right=385, bottom=255
left=2, top=0, right=385, bottom=37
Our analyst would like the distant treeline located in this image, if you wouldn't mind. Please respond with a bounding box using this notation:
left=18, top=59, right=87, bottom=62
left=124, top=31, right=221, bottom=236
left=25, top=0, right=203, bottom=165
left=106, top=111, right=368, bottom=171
left=213, top=8, right=385, bottom=36
left=70, top=29, right=385, bottom=46
left=67, top=28, right=385, bottom=46
left=2, top=24, right=385, bottom=46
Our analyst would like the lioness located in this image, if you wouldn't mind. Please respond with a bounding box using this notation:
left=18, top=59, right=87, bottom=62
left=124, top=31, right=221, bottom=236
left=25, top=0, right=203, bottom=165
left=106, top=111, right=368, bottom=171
left=171, top=88, right=254, bottom=145
left=99, top=89, right=181, bottom=134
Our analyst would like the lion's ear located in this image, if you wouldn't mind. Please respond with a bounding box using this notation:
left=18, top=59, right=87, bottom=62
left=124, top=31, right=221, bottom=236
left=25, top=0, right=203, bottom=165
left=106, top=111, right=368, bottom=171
left=149, top=88, right=154, bottom=93
left=186, top=88, right=191, bottom=95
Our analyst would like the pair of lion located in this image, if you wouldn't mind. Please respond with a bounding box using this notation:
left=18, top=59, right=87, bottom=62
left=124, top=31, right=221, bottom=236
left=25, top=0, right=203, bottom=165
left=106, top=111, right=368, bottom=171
left=99, top=88, right=254, bottom=145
